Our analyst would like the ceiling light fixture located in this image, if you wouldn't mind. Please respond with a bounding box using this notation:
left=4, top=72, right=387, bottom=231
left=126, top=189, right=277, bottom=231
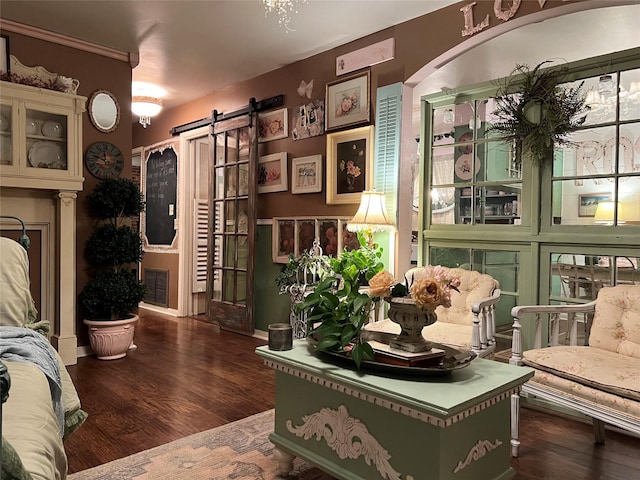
left=262, top=0, right=306, bottom=32
left=131, top=96, right=163, bottom=128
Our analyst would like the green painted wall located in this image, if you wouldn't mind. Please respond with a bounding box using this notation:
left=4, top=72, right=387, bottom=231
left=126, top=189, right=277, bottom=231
left=255, top=224, right=291, bottom=333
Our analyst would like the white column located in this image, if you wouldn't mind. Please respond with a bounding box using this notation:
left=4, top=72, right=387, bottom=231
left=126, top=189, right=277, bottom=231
left=51, top=190, right=78, bottom=365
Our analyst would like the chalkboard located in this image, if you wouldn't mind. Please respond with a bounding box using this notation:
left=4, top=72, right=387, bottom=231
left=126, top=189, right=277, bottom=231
left=145, top=146, right=177, bottom=246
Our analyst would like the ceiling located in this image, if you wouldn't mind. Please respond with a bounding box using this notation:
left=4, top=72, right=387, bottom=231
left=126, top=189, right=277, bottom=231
left=0, top=0, right=456, bottom=109
left=1, top=1, right=638, bottom=133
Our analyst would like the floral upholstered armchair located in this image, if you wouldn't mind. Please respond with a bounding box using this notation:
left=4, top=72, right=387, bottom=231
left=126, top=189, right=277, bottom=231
left=509, top=285, right=640, bottom=457
left=362, top=266, right=501, bottom=358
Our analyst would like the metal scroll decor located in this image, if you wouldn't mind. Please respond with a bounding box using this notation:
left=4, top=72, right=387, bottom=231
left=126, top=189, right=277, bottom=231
left=286, top=405, right=413, bottom=480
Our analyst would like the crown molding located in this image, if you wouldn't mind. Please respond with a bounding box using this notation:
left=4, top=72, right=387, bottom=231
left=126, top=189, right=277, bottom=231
left=0, top=19, right=139, bottom=67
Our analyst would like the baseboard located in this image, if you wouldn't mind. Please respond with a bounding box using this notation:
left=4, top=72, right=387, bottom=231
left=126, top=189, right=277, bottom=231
left=76, top=344, right=93, bottom=358
left=253, top=329, right=268, bottom=341
left=139, top=303, right=179, bottom=317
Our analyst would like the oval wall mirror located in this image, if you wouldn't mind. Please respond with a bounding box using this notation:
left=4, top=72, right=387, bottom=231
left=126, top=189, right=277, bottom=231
left=88, top=90, right=120, bottom=133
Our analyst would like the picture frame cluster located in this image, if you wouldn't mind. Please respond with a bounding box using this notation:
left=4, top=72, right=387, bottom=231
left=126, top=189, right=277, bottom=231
left=272, top=216, right=361, bottom=263
left=256, top=69, right=372, bottom=202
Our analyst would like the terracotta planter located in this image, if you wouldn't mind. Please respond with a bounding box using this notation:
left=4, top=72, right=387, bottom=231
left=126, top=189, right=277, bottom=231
left=84, top=315, right=138, bottom=360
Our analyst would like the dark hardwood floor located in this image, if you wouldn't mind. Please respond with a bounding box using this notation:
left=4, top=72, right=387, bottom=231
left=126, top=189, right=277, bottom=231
left=65, top=309, right=640, bottom=478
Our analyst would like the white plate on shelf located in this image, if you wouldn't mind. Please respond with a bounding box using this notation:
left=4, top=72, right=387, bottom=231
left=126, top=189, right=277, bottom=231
left=41, top=121, right=63, bottom=138
left=28, top=141, right=66, bottom=169
left=26, top=119, right=39, bottom=135
left=0, top=114, right=9, bottom=132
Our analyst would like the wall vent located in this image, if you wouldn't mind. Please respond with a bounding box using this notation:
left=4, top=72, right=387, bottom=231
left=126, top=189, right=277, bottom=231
left=143, top=268, right=169, bottom=307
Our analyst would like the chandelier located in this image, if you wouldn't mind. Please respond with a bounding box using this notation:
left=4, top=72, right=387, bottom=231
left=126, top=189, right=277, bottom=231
left=262, top=0, right=307, bottom=32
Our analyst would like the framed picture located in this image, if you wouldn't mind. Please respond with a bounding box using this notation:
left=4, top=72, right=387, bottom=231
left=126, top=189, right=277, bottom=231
left=297, top=219, right=316, bottom=254
left=0, top=35, right=9, bottom=74
left=578, top=193, right=611, bottom=217
left=258, top=108, right=288, bottom=142
left=291, top=99, right=325, bottom=140
left=258, top=152, right=288, bottom=194
left=274, top=219, right=296, bottom=263
left=325, top=71, right=370, bottom=131
left=291, top=155, right=322, bottom=194
left=340, top=219, right=361, bottom=252
left=326, top=125, right=374, bottom=205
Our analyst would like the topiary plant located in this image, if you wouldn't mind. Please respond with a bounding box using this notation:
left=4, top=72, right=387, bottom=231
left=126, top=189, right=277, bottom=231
left=79, top=178, right=146, bottom=321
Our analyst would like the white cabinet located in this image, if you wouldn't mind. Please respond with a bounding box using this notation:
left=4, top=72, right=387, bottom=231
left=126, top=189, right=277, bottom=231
left=0, top=81, right=86, bottom=191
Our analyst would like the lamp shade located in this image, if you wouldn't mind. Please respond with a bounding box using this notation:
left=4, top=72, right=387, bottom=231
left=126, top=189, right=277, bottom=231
left=347, top=191, right=396, bottom=233
left=594, top=201, right=626, bottom=224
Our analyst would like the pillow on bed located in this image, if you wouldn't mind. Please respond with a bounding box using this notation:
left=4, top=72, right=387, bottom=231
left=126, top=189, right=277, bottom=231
left=1, top=436, right=34, bottom=480
left=0, top=238, right=38, bottom=328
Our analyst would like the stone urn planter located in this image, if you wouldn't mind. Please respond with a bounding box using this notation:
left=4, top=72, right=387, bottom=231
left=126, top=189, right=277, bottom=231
left=84, top=315, right=138, bottom=360
left=385, top=296, right=437, bottom=353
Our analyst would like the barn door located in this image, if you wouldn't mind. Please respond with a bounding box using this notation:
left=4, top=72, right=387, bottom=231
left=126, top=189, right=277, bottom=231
left=207, top=112, right=257, bottom=334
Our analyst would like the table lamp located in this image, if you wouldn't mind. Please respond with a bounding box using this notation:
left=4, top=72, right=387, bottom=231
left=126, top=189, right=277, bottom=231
left=594, top=201, right=626, bottom=225
left=346, top=190, right=396, bottom=248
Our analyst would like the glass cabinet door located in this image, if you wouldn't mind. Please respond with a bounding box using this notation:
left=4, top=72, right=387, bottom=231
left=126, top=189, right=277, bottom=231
left=25, top=108, right=68, bottom=171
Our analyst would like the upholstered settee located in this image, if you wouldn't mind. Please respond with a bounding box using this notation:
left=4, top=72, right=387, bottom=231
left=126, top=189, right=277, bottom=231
left=363, top=266, right=501, bottom=358
left=509, top=285, right=640, bottom=457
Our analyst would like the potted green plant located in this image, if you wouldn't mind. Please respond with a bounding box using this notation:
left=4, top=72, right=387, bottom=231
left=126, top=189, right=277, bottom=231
left=489, top=61, right=589, bottom=165
left=79, top=178, right=146, bottom=360
left=296, top=233, right=384, bottom=367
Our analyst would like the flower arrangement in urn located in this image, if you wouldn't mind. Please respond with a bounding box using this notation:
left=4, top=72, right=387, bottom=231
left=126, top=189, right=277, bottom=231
left=369, top=266, right=461, bottom=308
left=368, top=266, right=461, bottom=352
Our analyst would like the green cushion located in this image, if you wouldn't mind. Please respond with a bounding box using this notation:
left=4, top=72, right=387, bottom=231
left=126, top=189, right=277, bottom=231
left=1, top=436, right=34, bottom=480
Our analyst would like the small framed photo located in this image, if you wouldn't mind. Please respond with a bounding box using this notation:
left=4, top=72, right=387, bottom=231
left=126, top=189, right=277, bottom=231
left=326, top=125, right=374, bottom=205
left=291, top=155, right=322, bottom=194
left=0, top=35, right=9, bottom=74
left=339, top=218, right=361, bottom=252
left=319, top=219, right=339, bottom=257
left=273, top=219, right=296, bottom=263
left=578, top=193, right=610, bottom=217
left=297, top=219, right=316, bottom=254
left=258, top=152, right=288, bottom=194
left=325, top=71, right=370, bottom=131
left=258, top=108, right=288, bottom=142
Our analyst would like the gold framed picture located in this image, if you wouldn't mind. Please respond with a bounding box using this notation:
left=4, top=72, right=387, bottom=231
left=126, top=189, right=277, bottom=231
left=325, top=125, right=374, bottom=205
left=325, top=71, right=370, bottom=131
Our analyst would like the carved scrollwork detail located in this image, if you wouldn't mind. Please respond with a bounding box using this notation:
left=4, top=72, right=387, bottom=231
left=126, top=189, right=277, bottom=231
left=286, top=405, right=413, bottom=480
left=453, top=438, right=503, bottom=473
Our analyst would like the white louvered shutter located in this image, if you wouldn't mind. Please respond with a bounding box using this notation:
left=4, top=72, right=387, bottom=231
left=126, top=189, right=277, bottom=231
left=193, top=199, right=208, bottom=292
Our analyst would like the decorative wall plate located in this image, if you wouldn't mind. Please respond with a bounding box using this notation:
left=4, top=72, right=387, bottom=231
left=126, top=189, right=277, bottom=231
left=28, top=141, right=66, bottom=169
left=454, top=154, right=480, bottom=181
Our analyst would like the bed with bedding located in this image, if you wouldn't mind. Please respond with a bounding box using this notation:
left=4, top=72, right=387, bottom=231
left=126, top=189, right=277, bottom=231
left=0, top=235, right=87, bottom=480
